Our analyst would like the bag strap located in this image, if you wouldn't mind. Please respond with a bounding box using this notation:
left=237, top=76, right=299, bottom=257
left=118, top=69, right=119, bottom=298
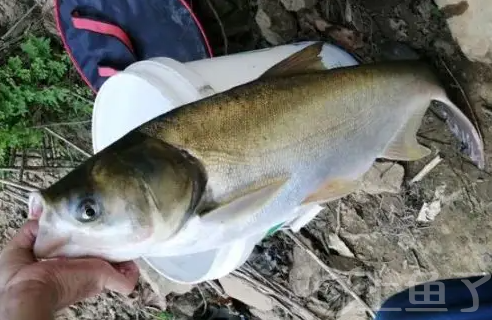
left=71, top=12, right=136, bottom=77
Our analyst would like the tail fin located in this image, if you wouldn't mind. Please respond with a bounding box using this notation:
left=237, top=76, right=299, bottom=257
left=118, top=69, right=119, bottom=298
left=433, top=95, right=485, bottom=170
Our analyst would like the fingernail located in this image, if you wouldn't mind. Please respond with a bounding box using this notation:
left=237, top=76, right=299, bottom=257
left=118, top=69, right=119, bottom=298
left=117, top=264, right=137, bottom=276
left=116, top=266, right=129, bottom=275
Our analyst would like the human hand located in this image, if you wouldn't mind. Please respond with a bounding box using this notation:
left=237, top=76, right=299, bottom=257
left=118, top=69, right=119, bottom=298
left=0, top=220, right=139, bottom=320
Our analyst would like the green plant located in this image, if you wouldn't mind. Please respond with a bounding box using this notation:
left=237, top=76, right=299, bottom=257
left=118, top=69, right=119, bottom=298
left=430, top=5, right=444, bottom=18
left=0, top=35, right=93, bottom=163
left=156, top=311, right=174, bottom=320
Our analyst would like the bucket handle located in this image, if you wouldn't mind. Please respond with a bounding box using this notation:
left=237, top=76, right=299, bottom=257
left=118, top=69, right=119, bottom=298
left=71, top=13, right=136, bottom=77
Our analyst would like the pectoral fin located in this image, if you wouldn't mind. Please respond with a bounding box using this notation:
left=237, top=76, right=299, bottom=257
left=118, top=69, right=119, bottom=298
left=201, top=179, right=288, bottom=224
left=381, top=110, right=431, bottom=161
left=260, top=42, right=327, bottom=78
left=301, top=178, right=360, bottom=205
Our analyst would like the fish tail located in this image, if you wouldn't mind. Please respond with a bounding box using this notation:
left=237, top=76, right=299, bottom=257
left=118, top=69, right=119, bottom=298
left=432, top=94, right=485, bottom=169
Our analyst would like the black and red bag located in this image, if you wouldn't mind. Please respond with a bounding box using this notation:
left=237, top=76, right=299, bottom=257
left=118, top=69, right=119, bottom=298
left=55, top=0, right=213, bottom=92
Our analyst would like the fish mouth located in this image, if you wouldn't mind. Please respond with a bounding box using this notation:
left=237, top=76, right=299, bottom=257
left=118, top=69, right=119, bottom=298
left=33, top=231, right=70, bottom=259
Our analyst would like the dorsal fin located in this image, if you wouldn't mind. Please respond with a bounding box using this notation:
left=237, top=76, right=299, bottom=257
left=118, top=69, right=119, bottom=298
left=260, top=42, right=326, bottom=79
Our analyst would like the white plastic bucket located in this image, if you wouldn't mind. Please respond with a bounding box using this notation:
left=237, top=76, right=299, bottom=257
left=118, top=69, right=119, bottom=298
left=92, top=41, right=359, bottom=284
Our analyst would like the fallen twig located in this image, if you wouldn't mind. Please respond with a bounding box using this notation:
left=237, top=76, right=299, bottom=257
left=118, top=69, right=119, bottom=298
left=14, top=153, right=42, bottom=160
left=41, top=138, right=49, bottom=167
left=140, top=309, right=165, bottom=320
left=196, top=285, right=208, bottom=316
left=0, top=179, right=37, bottom=192
left=284, top=230, right=376, bottom=319
left=335, top=200, right=342, bottom=235
left=44, top=128, right=91, bottom=158
left=0, top=166, right=75, bottom=173
left=69, top=92, right=94, bottom=104
left=409, top=155, right=443, bottom=185
left=205, top=0, right=228, bottom=54
left=345, top=0, right=353, bottom=23
left=19, top=150, right=26, bottom=182
left=48, top=134, right=56, bottom=162
left=438, top=57, right=482, bottom=138
left=17, top=155, right=78, bottom=167
left=32, top=120, right=91, bottom=129
left=483, top=107, right=492, bottom=117
left=243, top=263, right=297, bottom=298
left=3, top=190, right=28, bottom=205
left=0, top=3, right=37, bottom=41
left=232, top=269, right=321, bottom=320
left=65, top=145, right=75, bottom=165
left=8, top=149, right=17, bottom=167
left=205, top=280, right=228, bottom=298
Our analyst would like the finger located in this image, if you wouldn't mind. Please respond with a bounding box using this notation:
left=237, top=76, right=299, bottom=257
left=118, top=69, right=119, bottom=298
left=112, top=261, right=141, bottom=280
left=0, top=220, right=39, bottom=285
left=42, top=258, right=139, bottom=309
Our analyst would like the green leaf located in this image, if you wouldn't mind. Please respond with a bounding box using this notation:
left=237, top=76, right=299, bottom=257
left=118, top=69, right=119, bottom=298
left=156, top=311, right=174, bottom=320
left=0, top=34, right=93, bottom=165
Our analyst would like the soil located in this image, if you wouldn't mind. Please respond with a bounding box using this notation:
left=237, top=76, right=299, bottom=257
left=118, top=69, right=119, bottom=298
left=1, top=0, right=491, bottom=319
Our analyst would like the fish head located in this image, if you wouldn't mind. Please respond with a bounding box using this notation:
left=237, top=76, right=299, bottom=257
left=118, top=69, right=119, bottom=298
left=29, top=153, right=165, bottom=262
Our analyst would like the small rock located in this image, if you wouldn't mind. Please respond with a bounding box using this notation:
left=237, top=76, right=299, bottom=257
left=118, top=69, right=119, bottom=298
left=328, top=233, right=355, bottom=258
left=306, top=298, right=337, bottom=319
left=416, top=184, right=447, bottom=222
left=219, top=275, right=274, bottom=311
left=344, top=1, right=353, bottom=23
left=0, top=1, right=30, bottom=30
left=255, top=0, right=297, bottom=45
left=479, top=82, right=492, bottom=105
left=289, top=245, right=326, bottom=297
left=55, top=307, right=78, bottom=320
left=325, top=25, right=364, bottom=52
left=280, top=0, right=317, bottom=12
left=250, top=308, right=286, bottom=320
left=434, top=39, right=456, bottom=57
left=140, top=286, right=167, bottom=310
left=435, top=0, right=492, bottom=63
left=328, top=255, right=365, bottom=272
left=389, top=18, right=408, bottom=40
left=339, top=202, right=369, bottom=234
left=172, top=294, right=203, bottom=317
left=198, top=305, right=245, bottom=320
left=414, top=0, right=434, bottom=20
left=4, top=228, right=16, bottom=241
left=379, top=195, right=404, bottom=215
left=337, top=300, right=368, bottom=320
left=361, top=162, right=404, bottom=195
left=35, top=0, right=58, bottom=36
left=297, top=8, right=330, bottom=38
left=379, top=41, right=421, bottom=61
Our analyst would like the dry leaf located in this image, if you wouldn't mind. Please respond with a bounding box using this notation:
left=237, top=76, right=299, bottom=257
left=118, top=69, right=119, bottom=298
left=345, top=0, right=353, bottom=23
left=328, top=233, right=355, bottom=258
left=416, top=184, right=447, bottom=223
left=327, top=26, right=364, bottom=51
left=140, top=286, right=167, bottom=310
left=314, top=18, right=331, bottom=31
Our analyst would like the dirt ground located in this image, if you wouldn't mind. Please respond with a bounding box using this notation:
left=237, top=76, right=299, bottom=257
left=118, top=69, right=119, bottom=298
left=1, top=0, right=492, bottom=319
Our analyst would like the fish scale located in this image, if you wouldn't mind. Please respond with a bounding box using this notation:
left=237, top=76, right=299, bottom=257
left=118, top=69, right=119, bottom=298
left=148, top=69, right=420, bottom=203
left=29, top=42, right=484, bottom=262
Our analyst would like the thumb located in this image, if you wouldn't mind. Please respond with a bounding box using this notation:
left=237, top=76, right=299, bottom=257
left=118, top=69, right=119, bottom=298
left=0, top=220, right=39, bottom=285
left=43, top=258, right=139, bottom=309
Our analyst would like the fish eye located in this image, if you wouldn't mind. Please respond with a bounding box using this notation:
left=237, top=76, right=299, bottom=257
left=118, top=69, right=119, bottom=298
left=76, top=198, right=100, bottom=223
